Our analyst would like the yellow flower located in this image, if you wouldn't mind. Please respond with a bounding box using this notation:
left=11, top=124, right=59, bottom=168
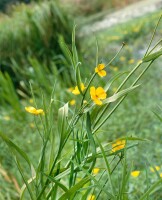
left=87, top=195, right=95, bottom=200
left=160, top=173, right=162, bottom=178
left=131, top=170, right=140, bottom=177
left=128, top=59, right=135, bottom=64
left=150, top=166, right=160, bottom=172
left=95, top=63, right=106, bottom=77
left=25, top=106, right=44, bottom=115
left=112, top=140, right=126, bottom=152
left=3, top=116, right=10, bottom=121
left=72, top=83, right=85, bottom=95
left=120, top=56, right=126, bottom=61
left=92, top=168, right=100, bottom=175
left=90, top=86, right=107, bottom=105
left=69, top=99, right=76, bottom=106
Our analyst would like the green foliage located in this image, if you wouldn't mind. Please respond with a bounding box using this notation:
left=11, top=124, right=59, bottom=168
left=0, top=1, right=71, bottom=61
left=0, top=71, right=21, bottom=112
left=0, top=18, right=162, bottom=199
left=0, top=0, right=73, bottom=87
left=0, top=2, right=162, bottom=199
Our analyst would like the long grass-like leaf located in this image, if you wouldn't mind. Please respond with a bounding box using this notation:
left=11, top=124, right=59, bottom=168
left=59, top=177, right=90, bottom=200
left=95, top=135, right=115, bottom=198
left=139, top=179, right=162, bottom=200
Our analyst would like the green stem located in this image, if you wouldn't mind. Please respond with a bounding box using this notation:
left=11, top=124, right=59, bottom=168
left=147, top=39, right=162, bottom=55
left=144, top=14, right=162, bottom=57
left=93, top=60, right=154, bottom=134
left=81, top=43, right=125, bottom=106
left=37, top=147, right=61, bottom=199
left=81, top=73, right=96, bottom=106
left=94, top=60, right=142, bottom=128
left=105, top=42, right=125, bottom=67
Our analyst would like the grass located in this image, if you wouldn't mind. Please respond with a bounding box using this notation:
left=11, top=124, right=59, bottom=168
left=0, top=4, right=162, bottom=200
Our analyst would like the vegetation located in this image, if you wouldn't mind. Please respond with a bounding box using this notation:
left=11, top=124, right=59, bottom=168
left=0, top=0, right=162, bottom=199
left=0, top=0, right=73, bottom=92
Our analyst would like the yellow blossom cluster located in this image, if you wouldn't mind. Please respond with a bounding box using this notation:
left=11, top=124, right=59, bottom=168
left=90, top=86, right=106, bottom=105
left=72, top=83, right=85, bottom=95
left=112, top=140, right=126, bottom=152
left=87, top=195, right=95, bottom=200
left=95, top=63, right=106, bottom=77
left=70, top=63, right=109, bottom=106
left=25, top=106, right=44, bottom=115
left=131, top=170, right=140, bottom=177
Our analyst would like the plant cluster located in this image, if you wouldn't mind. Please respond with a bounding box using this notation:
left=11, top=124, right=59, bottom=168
left=0, top=16, right=162, bottom=199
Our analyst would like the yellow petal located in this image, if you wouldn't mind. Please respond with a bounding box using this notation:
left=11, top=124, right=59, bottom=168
left=131, top=170, right=140, bottom=177
left=94, top=98, right=102, bottom=105
left=72, top=83, right=85, bottom=95
left=72, top=86, right=80, bottom=95
left=36, top=109, right=44, bottom=115
left=112, top=140, right=125, bottom=152
left=96, top=87, right=107, bottom=99
left=95, top=63, right=105, bottom=74
left=81, top=83, right=86, bottom=92
left=90, top=86, right=96, bottom=97
left=95, top=67, right=99, bottom=73
left=97, top=63, right=105, bottom=70
left=98, top=70, right=107, bottom=77
left=150, top=166, right=160, bottom=172
left=87, top=195, right=95, bottom=200
left=25, top=106, right=36, bottom=113
left=92, top=168, right=100, bottom=175
left=25, top=106, right=44, bottom=115
left=70, top=100, right=76, bottom=105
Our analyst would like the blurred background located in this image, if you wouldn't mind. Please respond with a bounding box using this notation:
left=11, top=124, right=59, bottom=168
left=0, top=0, right=162, bottom=199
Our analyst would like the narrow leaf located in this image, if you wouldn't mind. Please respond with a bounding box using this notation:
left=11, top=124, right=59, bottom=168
left=103, top=85, right=140, bottom=104
left=59, top=177, right=90, bottom=200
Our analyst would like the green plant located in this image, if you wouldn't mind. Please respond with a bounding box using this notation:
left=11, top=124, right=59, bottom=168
left=0, top=15, right=162, bottom=200
left=0, top=0, right=74, bottom=89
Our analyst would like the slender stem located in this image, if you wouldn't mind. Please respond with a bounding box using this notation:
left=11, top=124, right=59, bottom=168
left=95, top=37, right=99, bottom=67
left=37, top=146, right=61, bottom=199
left=144, top=14, right=162, bottom=57
left=105, top=42, right=125, bottom=67
left=96, top=156, right=122, bottom=200
left=93, top=60, right=154, bottom=134
left=94, top=61, right=142, bottom=127
left=81, top=73, right=96, bottom=106
left=81, top=43, right=125, bottom=106
left=147, top=39, right=162, bottom=55
left=37, top=105, right=86, bottom=199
